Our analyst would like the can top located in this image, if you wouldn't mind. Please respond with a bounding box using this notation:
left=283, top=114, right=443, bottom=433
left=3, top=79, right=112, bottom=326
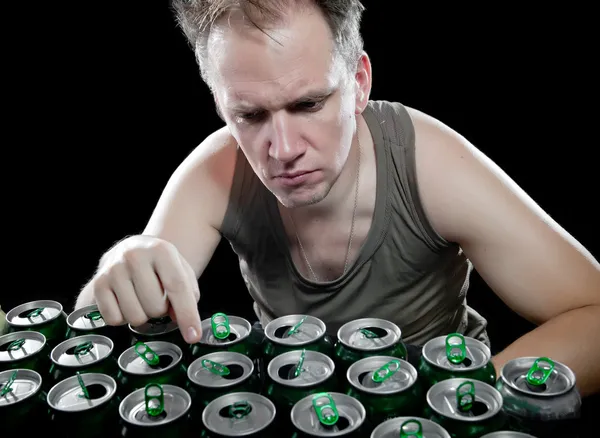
left=422, top=333, right=491, bottom=372
left=202, top=391, right=276, bottom=437
left=0, top=369, right=42, bottom=408
left=188, top=351, right=254, bottom=389
left=0, top=330, right=46, bottom=363
left=346, top=356, right=417, bottom=395
left=51, top=334, right=114, bottom=368
left=370, top=416, right=451, bottom=438
left=267, top=349, right=335, bottom=388
left=337, top=318, right=402, bottom=352
left=6, top=300, right=64, bottom=327
left=500, top=356, right=576, bottom=397
left=264, top=314, right=326, bottom=346
left=119, top=384, right=191, bottom=427
left=426, top=378, right=503, bottom=422
left=199, top=315, right=251, bottom=347
left=47, top=372, right=117, bottom=412
left=480, top=432, right=538, bottom=438
left=118, top=341, right=182, bottom=376
left=129, top=315, right=179, bottom=337
left=67, top=304, right=106, bottom=331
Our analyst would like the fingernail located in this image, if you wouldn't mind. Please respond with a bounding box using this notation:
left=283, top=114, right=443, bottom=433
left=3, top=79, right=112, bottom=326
left=187, top=326, right=199, bottom=342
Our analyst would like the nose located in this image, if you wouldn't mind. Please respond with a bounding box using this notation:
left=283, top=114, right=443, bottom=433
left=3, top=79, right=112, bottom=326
left=268, top=111, right=306, bottom=163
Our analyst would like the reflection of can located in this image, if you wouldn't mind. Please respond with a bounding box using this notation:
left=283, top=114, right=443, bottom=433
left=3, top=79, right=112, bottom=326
left=481, top=432, right=538, bottom=437
left=202, top=391, right=276, bottom=437
left=46, top=372, right=120, bottom=436
left=129, top=316, right=187, bottom=355
left=65, top=304, right=127, bottom=350
left=0, top=368, right=47, bottom=430
left=426, top=378, right=506, bottom=437
left=345, top=356, right=424, bottom=425
left=5, top=300, right=67, bottom=347
left=370, top=416, right=451, bottom=438
left=193, top=314, right=260, bottom=361
left=0, top=330, right=50, bottom=373
left=495, top=356, right=582, bottom=437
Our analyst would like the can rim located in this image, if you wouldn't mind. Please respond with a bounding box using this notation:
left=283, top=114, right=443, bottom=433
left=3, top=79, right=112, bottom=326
left=346, top=356, right=417, bottom=395
left=0, top=330, right=46, bottom=363
left=128, top=316, right=179, bottom=336
left=47, top=372, right=117, bottom=412
left=370, top=416, right=451, bottom=438
left=187, top=351, right=254, bottom=388
left=66, top=304, right=106, bottom=330
left=6, top=300, right=64, bottom=327
left=499, top=356, right=577, bottom=397
left=264, top=314, right=326, bottom=346
left=0, top=368, right=43, bottom=406
left=118, top=341, right=183, bottom=375
left=480, top=432, right=538, bottom=438
left=336, top=317, right=402, bottom=351
left=50, top=334, right=114, bottom=368
left=422, top=334, right=491, bottom=371
left=119, top=384, right=191, bottom=427
left=267, top=350, right=335, bottom=388
left=199, top=315, right=252, bottom=346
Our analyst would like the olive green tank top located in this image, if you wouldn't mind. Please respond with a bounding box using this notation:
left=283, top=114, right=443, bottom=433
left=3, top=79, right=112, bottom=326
left=220, top=100, right=489, bottom=347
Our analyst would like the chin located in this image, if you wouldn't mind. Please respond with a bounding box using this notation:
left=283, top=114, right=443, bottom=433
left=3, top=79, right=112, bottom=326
left=273, top=183, right=331, bottom=209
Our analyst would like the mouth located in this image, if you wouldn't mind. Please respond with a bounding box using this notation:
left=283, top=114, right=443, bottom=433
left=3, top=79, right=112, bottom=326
left=274, top=170, right=317, bottom=187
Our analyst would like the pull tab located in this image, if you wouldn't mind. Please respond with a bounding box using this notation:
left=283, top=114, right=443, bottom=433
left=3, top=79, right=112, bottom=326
left=202, top=359, right=230, bottom=376
left=144, top=383, right=164, bottom=417
left=76, top=371, right=90, bottom=399
left=400, top=419, right=423, bottom=437
left=446, top=333, right=467, bottom=364
left=0, top=370, right=18, bottom=397
left=135, top=342, right=160, bottom=366
left=84, top=310, right=103, bottom=321
left=7, top=338, right=26, bottom=351
left=26, top=307, right=45, bottom=318
left=360, top=328, right=378, bottom=339
left=526, top=357, right=554, bottom=386
left=287, top=316, right=308, bottom=336
left=372, top=359, right=401, bottom=383
left=229, top=400, right=252, bottom=419
left=73, top=341, right=94, bottom=356
left=312, top=393, right=339, bottom=426
left=293, top=349, right=306, bottom=378
left=211, top=313, right=230, bottom=340
left=456, top=381, right=475, bottom=412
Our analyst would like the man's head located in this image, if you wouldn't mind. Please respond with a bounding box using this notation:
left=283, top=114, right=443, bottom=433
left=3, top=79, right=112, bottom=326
left=173, top=0, right=371, bottom=208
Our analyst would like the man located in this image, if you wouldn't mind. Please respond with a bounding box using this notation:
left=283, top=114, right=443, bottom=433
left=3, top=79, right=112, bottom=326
left=75, top=0, right=600, bottom=396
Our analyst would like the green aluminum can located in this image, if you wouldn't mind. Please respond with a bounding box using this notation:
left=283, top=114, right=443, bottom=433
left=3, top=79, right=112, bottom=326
left=65, top=304, right=128, bottom=352
left=370, top=416, right=452, bottom=438
left=5, top=300, right=67, bottom=348
left=192, top=313, right=261, bottom=361
left=0, top=368, right=48, bottom=430
left=0, top=330, right=50, bottom=374
left=129, top=316, right=188, bottom=358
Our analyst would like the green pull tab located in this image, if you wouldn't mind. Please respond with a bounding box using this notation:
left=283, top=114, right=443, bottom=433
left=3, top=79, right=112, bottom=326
left=372, top=359, right=401, bottom=383
left=7, top=338, right=26, bottom=351
left=456, top=381, right=475, bottom=412
left=293, top=349, right=306, bottom=378
left=202, top=359, right=230, bottom=376
left=0, top=371, right=18, bottom=397
left=73, top=341, right=94, bottom=356
left=360, top=328, right=378, bottom=339
left=229, top=400, right=252, bottom=419
left=446, top=333, right=467, bottom=364
left=287, top=316, right=308, bottom=336
left=312, top=393, right=339, bottom=426
left=399, top=419, right=423, bottom=437
left=144, top=383, right=164, bottom=417
left=76, top=371, right=90, bottom=399
left=135, top=342, right=160, bottom=366
left=526, top=357, right=555, bottom=386
left=25, top=307, right=45, bottom=318
left=211, top=313, right=230, bottom=340
left=85, top=310, right=103, bottom=321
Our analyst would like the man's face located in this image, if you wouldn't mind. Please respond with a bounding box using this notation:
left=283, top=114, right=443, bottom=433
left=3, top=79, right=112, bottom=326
left=207, top=6, right=363, bottom=208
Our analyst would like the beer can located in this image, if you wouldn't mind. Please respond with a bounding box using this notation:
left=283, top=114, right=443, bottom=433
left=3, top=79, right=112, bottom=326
left=5, top=300, right=67, bottom=347
left=202, top=391, right=276, bottom=437
left=65, top=304, right=128, bottom=351
left=129, top=315, right=188, bottom=356
left=0, top=368, right=48, bottom=430
left=426, top=378, right=506, bottom=437
left=418, top=333, right=497, bottom=390
left=46, top=372, right=120, bottom=436
left=0, top=305, right=7, bottom=335
left=481, top=432, right=538, bottom=437
left=290, top=391, right=367, bottom=437
left=0, top=330, right=50, bottom=373
left=193, top=313, right=260, bottom=361
left=370, top=416, right=451, bottom=438
left=346, top=356, right=424, bottom=425
left=495, top=356, right=582, bottom=437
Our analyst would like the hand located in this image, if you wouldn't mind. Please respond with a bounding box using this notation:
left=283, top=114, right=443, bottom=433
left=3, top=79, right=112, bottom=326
left=84, top=235, right=202, bottom=343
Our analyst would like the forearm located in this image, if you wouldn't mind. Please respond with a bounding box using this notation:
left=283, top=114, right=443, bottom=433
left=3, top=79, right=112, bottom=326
left=491, top=305, right=600, bottom=398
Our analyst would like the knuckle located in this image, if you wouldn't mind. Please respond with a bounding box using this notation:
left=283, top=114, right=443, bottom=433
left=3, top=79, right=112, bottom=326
left=144, top=302, right=169, bottom=319
left=128, top=314, right=148, bottom=328
left=161, top=275, right=187, bottom=294
left=102, top=312, right=123, bottom=326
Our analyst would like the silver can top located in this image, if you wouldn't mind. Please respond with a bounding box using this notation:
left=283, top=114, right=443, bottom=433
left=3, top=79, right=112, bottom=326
left=500, top=356, right=576, bottom=397
left=426, top=378, right=503, bottom=422
left=422, top=333, right=491, bottom=372
left=47, top=372, right=117, bottom=412
left=337, top=318, right=402, bottom=352
left=188, top=351, right=254, bottom=389
left=291, top=392, right=366, bottom=436
left=202, top=392, right=276, bottom=436
left=119, top=384, right=191, bottom=427
left=267, top=350, right=335, bottom=388
left=346, top=356, right=417, bottom=395
left=370, top=416, right=451, bottom=438
left=118, top=341, right=182, bottom=376
left=6, top=300, right=64, bottom=327
left=264, top=314, right=326, bottom=346
left=480, top=432, right=538, bottom=438
left=199, top=314, right=251, bottom=347
left=51, top=334, right=114, bottom=368
left=0, top=369, right=42, bottom=408
left=67, top=304, right=106, bottom=331
left=129, top=316, right=179, bottom=337
left=0, top=331, right=46, bottom=363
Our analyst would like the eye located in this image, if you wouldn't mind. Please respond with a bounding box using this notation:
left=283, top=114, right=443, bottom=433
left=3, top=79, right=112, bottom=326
left=294, top=100, right=324, bottom=111
left=236, top=111, right=265, bottom=124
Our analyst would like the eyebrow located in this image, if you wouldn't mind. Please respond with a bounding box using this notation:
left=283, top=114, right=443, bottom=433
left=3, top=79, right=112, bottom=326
left=229, top=87, right=335, bottom=113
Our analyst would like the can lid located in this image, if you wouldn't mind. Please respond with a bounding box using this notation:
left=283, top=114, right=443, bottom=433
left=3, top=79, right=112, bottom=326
left=267, top=349, right=334, bottom=388
left=188, top=351, right=254, bottom=389
left=426, top=378, right=503, bottom=422
left=337, top=318, right=402, bottom=352
left=480, top=432, right=538, bottom=438
left=129, top=315, right=179, bottom=337
left=51, top=334, right=114, bottom=368
left=346, top=356, right=417, bottom=395
left=199, top=314, right=251, bottom=347
left=370, top=416, right=451, bottom=438
left=6, top=300, right=63, bottom=327
left=0, top=330, right=46, bottom=363
left=67, top=304, right=106, bottom=331
left=202, top=392, right=276, bottom=437
left=47, top=372, right=117, bottom=412
left=264, top=314, right=326, bottom=346
left=119, top=383, right=191, bottom=427
left=500, top=356, right=576, bottom=397
left=291, top=392, right=366, bottom=436
left=422, top=334, right=491, bottom=372
left=118, top=341, right=182, bottom=376
left=0, top=369, right=42, bottom=408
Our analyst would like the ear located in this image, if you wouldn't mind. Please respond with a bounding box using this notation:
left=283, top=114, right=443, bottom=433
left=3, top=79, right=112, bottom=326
left=354, top=51, right=372, bottom=115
